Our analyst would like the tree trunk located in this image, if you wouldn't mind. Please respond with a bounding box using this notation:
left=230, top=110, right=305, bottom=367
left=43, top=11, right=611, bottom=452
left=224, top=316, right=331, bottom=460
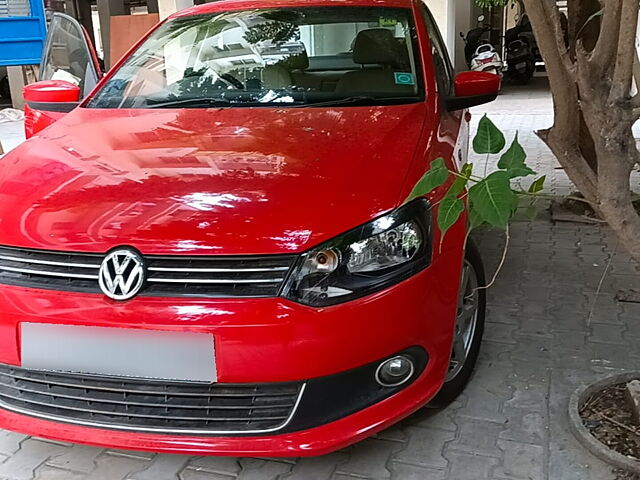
left=568, top=0, right=600, bottom=174
left=523, top=0, right=598, bottom=202
left=522, top=0, right=640, bottom=265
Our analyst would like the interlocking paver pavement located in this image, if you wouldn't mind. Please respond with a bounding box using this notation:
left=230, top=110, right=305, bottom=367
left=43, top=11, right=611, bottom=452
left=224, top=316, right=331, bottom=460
left=0, top=80, right=638, bottom=479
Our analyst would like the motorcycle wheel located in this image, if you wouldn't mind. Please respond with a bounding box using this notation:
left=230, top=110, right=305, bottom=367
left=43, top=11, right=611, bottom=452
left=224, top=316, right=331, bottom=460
left=511, top=65, right=533, bottom=85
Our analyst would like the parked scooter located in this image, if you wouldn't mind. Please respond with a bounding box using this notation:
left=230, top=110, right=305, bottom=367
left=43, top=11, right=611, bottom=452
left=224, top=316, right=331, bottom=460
left=461, top=16, right=503, bottom=78
left=504, top=36, right=535, bottom=85
left=505, top=14, right=540, bottom=64
left=504, top=13, right=537, bottom=84
left=469, top=40, right=504, bottom=78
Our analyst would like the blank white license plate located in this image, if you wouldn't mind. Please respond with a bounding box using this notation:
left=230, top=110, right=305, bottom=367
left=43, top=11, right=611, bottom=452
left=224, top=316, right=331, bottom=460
left=21, top=323, right=216, bottom=382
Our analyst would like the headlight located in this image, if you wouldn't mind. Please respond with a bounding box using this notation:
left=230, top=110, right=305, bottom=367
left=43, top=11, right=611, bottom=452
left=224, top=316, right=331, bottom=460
left=282, top=199, right=432, bottom=307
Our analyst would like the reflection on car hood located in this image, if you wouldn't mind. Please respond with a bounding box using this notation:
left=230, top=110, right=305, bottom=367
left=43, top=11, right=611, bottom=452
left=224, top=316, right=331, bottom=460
left=0, top=105, right=426, bottom=254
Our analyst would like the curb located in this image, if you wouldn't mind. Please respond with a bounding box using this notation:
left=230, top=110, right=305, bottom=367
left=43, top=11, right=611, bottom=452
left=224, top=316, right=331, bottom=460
left=569, top=371, right=640, bottom=473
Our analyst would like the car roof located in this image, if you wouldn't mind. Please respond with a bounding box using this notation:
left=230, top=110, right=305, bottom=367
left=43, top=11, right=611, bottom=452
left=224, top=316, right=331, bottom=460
left=172, top=0, right=416, bottom=19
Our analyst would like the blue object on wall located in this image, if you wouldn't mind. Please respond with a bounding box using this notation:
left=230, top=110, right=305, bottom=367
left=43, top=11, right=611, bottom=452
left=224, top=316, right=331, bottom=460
left=0, top=0, right=47, bottom=66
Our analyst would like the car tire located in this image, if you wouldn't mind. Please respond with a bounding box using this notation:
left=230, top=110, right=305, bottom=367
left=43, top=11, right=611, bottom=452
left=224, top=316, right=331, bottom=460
left=429, top=239, right=486, bottom=407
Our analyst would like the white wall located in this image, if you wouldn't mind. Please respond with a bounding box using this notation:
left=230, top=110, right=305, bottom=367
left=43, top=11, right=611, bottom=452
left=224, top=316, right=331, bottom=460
left=428, top=0, right=465, bottom=71
left=453, top=0, right=472, bottom=71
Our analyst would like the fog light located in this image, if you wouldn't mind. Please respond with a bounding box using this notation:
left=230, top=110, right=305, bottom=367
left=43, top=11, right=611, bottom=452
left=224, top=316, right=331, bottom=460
left=375, top=355, right=415, bottom=387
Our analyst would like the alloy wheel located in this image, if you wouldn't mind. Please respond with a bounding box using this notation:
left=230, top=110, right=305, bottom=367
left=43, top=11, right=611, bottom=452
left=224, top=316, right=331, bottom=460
left=445, top=259, right=480, bottom=382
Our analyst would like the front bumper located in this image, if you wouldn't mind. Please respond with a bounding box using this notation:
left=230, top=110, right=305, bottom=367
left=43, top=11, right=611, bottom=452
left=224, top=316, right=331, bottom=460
left=0, top=249, right=462, bottom=455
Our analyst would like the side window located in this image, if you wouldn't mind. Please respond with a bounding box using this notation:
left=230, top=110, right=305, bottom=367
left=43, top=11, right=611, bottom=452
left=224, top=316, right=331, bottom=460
left=419, top=4, right=454, bottom=96
left=39, top=13, right=100, bottom=97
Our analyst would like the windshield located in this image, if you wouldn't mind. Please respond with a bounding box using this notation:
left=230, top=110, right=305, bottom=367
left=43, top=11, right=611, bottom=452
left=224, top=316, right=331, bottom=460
left=86, top=6, right=423, bottom=109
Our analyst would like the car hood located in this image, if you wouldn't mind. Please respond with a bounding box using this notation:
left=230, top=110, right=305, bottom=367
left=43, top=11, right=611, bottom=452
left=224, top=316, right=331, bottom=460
left=0, top=105, right=426, bottom=254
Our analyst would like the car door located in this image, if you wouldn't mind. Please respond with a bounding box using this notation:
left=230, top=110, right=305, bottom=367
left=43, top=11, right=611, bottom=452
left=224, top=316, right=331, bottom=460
left=24, top=12, right=102, bottom=137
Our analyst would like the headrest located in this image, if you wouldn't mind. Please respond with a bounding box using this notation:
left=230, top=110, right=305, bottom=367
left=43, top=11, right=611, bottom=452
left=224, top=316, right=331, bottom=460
left=353, top=29, right=401, bottom=65
left=277, top=50, right=309, bottom=71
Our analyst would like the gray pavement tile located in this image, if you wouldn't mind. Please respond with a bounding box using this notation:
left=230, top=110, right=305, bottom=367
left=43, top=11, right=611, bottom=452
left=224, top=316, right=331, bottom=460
left=0, top=431, right=28, bottom=456
left=372, top=425, right=406, bottom=444
left=186, top=457, right=242, bottom=476
left=499, top=408, right=547, bottom=445
left=483, top=322, right=519, bottom=345
left=494, top=440, right=544, bottom=480
left=388, top=462, right=445, bottom=480
left=0, top=439, right=67, bottom=480
left=404, top=407, right=458, bottom=432
left=588, top=323, right=627, bottom=345
left=45, top=445, right=103, bottom=474
left=282, top=453, right=347, bottom=480
left=236, top=459, right=292, bottom=480
left=392, top=427, right=454, bottom=470
left=128, top=454, right=191, bottom=480
left=336, top=438, right=402, bottom=480
left=442, top=451, right=500, bottom=480
left=445, top=418, right=505, bottom=458
left=33, top=466, right=89, bottom=480
left=180, top=470, right=236, bottom=480
left=86, top=453, right=149, bottom=480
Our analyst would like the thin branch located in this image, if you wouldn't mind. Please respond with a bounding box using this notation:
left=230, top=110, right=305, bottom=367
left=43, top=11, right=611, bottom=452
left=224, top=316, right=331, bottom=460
left=475, top=224, right=509, bottom=291
left=587, top=240, right=618, bottom=327
left=598, top=412, right=640, bottom=438
left=547, top=1, right=575, bottom=74
left=515, top=190, right=596, bottom=207
left=609, top=0, right=640, bottom=102
left=590, top=0, right=623, bottom=73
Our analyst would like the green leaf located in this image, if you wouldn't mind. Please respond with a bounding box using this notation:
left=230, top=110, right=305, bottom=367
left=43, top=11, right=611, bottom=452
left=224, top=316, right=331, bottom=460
left=528, top=175, right=546, bottom=194
left=473, top=115, right=505, bottom=154
left=468, top=171, right=515, bottom=228
left=405, top=158, right=449, bottom=202
left=497, top=133, right=536, bottom=178
left=438, top=193, right=465, bottom=240
left=468, top=205, right=485, bottom=231
left=526, top=204, right=539, bottom=221
left=448, top=163, right=473, bottom=196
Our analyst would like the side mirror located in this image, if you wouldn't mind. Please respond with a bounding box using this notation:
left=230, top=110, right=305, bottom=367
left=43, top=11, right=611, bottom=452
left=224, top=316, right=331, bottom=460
left=23, top=80, right=81, bottom=113
left=444, top=71, right=500, bottom=111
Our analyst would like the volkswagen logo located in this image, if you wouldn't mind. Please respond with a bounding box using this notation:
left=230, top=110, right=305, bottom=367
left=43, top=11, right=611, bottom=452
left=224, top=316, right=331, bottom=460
left=98, top=248, right=145, bottom=300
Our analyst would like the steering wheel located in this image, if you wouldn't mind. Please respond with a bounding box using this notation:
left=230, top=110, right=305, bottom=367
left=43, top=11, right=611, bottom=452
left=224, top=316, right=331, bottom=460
left=219, top=73, right=244, bottom=90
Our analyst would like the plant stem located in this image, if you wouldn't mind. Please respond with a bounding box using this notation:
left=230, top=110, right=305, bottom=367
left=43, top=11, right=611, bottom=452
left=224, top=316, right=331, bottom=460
left=475, top=224, right=510, bottom=291
left=515, top=190, right=596, bottom=206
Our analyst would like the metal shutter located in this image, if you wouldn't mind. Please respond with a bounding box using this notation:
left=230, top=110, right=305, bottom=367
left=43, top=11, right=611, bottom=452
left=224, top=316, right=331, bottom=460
left=0, top=0, right=31, bottom=17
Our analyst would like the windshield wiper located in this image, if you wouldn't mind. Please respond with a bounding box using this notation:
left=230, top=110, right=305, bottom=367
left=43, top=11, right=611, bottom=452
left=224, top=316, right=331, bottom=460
left=146, top=97, right=233, bottom=109
left=294, top=96, right=420, bottom=108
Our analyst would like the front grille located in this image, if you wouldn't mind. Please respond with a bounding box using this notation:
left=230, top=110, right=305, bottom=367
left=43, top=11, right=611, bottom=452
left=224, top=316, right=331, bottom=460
left=0, top=364, right=304, bottom=434
left=0, top=245, right=296, bottom=298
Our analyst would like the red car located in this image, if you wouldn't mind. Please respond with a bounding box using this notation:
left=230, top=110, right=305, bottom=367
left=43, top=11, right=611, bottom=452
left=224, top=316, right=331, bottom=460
left=0, top=0, right=499, bottom=456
